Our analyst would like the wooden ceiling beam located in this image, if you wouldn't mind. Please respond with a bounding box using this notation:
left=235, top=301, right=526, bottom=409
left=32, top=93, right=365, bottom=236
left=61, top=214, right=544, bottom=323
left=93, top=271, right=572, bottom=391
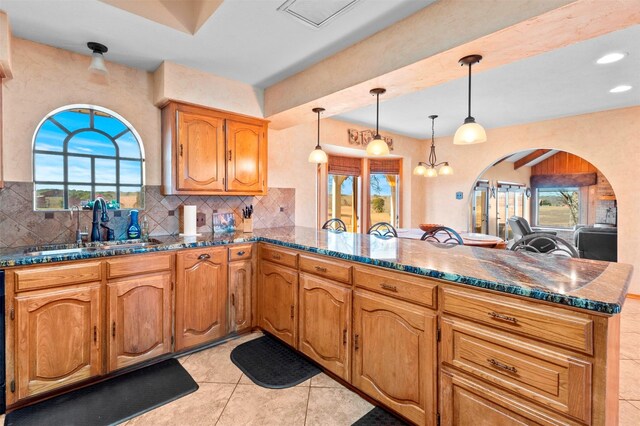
left=514, top=149, right=552, bottom=170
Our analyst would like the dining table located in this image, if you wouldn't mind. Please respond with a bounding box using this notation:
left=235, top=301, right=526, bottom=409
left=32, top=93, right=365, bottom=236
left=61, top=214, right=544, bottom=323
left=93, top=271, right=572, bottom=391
left=396, top=228, right=507, bottom=249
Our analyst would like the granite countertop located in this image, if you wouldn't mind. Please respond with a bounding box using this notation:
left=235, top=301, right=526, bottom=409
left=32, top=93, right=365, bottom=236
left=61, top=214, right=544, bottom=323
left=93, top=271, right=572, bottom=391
left=0, top=226, right=633, bottom=315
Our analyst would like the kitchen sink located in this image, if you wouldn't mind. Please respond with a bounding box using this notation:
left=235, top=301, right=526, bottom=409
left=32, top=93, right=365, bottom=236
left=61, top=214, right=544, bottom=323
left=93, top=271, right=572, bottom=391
left=23, top=239, right=163, bottom=257
left=24, top=247, right=98, bottom=257
left=95, top=240, right=162, bottom=250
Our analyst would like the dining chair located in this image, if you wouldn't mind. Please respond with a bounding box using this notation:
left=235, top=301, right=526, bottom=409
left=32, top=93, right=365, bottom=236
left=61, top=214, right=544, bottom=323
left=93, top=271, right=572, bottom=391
left=510, top=234, right=579, bottom=258
left=420, top=226, right=464, bottom=245
left=367, top=222, right=398, bottom=238
left=322, top=218, right=347, bottom=232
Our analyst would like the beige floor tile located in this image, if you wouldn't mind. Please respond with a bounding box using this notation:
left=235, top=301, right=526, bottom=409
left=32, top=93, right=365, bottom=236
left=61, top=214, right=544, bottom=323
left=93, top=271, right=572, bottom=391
left=217, top=384, right=309, bottom=426
left=621, top=313, right=640, bottom=334
left=181, top=332, right=263, bottom=384
left=620, top=400, right=640, bottom=426
left=621, top=333, right=640, bottom=360
left=310, top=372, right=344, bottom=388
left=178, top=354, right=191, bottom=365
left=629, top=400, right=640, bottom=410
left=619, top=360, right=640, bottom=400
left=305, top=386, right=373, bottom=426
left=239, top=373, right=311, bottom=387
left=126, top=382, right=236, bottom=425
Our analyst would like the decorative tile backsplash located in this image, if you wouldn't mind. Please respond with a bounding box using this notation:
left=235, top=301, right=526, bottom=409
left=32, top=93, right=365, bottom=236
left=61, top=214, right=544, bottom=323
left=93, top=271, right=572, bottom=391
left=0, top=182, right=295, bottom=248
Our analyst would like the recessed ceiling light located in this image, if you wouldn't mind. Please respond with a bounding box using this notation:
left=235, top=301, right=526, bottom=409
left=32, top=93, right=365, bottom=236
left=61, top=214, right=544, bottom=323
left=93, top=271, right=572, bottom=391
left=597, top=52, right=626, bottom=64
left=609, top=85, right=632, bottom=93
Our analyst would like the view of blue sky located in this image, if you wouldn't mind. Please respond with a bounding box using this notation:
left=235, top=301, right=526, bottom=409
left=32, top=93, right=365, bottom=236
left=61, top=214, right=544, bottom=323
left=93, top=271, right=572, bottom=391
left=328, top=174, right=394, bottom=197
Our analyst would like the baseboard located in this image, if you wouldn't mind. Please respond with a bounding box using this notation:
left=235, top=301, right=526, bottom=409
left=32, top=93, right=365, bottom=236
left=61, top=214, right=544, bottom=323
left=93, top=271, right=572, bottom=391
left=626, top=294, right=640, bottom=300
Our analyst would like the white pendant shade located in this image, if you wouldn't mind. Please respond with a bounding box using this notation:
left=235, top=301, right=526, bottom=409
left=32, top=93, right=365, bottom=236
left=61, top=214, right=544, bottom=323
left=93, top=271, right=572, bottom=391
left=308, top=147, right=328, bottom=163
left=413, top=164, right=428, bottom=176
left=453, top=121, right=487, bottom=145
left=425, top=167, right=438, bottom=177
left=439, top=164, right=454, bottom=175
left=88, top=52, right=108, bottom=75
left=366, top=135, right=389, bottom=156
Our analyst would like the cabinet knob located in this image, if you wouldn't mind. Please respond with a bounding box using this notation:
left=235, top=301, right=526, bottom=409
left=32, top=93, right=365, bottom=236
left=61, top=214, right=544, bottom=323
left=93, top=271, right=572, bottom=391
left=198, top=253, right=211, bottom=260
left=237, top=251, right=245, bottom=256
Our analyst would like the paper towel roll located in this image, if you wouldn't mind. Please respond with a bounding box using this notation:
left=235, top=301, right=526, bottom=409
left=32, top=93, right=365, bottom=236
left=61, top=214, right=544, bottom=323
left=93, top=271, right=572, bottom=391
left=183, top=205, right=197, bottom=236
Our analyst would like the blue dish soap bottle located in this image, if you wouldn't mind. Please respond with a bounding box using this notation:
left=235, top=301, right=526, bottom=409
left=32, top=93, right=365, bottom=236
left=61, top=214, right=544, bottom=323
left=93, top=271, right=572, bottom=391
left=127, top=209, right=141, bottom=240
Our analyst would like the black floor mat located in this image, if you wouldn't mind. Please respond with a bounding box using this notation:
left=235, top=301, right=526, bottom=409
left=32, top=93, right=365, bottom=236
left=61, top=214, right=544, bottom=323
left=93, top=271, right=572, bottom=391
left=352, top=407, right=409, bottom=426
left=230, top=335, right=321, bottom=388
left=5, top=358, right=198, bottom=426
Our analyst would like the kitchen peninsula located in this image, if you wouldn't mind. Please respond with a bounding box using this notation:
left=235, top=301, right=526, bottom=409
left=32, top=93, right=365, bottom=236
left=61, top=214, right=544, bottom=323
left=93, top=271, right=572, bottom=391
left=1, top=227, right=631, bottom=425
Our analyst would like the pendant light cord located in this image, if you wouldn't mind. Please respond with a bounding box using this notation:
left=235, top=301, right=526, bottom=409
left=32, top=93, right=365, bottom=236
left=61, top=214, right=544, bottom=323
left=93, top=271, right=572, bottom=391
left=375, top=92, right=380, bottom=136
left=316, top=109, right=321, bottom=149
left=467, top=63, right=472, bottom=119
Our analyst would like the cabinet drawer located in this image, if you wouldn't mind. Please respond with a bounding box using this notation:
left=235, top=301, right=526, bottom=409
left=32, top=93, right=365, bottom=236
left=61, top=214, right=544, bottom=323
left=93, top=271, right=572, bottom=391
left=229, top=244, right=253, bottom=261
left=106, top=253, right=172, bottom=279
left=299, top=254, right=351, bottom=284
left=441, top=317, right=592, bottom=423
left=260, top=245, right=298, bottom=269
left=14, top=261, right=102, bottom=292
left=441, top=286, right=593, bottom=354
left=354, top=266, right=437, bottom=308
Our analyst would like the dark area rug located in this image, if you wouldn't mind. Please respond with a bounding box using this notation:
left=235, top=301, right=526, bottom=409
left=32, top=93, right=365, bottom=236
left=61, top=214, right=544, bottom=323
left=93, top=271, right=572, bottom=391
left=5, top=358, right=198, bottom=426
left=230, top=334, right=321, bottom=388
left=352, top=406, right=409, bottom=426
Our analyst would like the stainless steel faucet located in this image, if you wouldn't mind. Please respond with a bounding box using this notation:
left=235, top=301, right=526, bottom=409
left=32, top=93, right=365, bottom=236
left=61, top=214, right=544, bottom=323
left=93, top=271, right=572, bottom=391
left=90, top=197, right=110, bottom=242
left=70, top=205, right=88, bottom=245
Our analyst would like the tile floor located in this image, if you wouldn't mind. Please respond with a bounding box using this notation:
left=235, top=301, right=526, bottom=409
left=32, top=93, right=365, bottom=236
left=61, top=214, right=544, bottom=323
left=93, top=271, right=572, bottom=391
left=1, top=299, right=638, bottom=425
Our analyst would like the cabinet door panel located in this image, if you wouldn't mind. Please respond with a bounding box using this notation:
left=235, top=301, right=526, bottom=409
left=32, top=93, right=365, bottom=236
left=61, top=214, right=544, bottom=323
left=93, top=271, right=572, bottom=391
left=226, top=119, right=265, bottom=193
left=352, top=290, right=436, bottom=426
left=299, top=273, right=350, bottom=381
left=229, top=260, right=252, bottom=333
left=15, top=284, right=102, bottom=399
left=107, top=272, right=172, bottom=371
left=177, top=111, right=225, bottom=191
left=176, top=248, right=228, bottom=350
left=258, top=261, right=297, bottom=347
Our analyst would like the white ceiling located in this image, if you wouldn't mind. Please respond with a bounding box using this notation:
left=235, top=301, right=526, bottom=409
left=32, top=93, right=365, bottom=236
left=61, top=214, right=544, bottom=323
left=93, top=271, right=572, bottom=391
left=334, top=25, right=640, bottom=139
left=0, top=0, right=433, bottom=87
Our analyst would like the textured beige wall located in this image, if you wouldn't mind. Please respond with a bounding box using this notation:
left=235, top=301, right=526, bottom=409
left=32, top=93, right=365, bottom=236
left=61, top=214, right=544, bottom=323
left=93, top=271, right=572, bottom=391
left=3, top=38, right=161, bottom=184
left=268, top=118, right=427, bottom=229
left=423, top=106, right=640, bottom=294
left=153, top=61, right=263, bottom=117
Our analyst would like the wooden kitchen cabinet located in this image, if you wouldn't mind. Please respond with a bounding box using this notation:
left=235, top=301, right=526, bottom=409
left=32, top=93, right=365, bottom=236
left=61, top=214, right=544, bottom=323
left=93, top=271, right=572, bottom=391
left=258, top=260, right=298, bottom=347
left=229, top=259, right=252, bottom=333
left=107, top=272, right=172, bottom=372
left=14, top=283, right=102, bottom=400
left=175, top=247, right=228, bottom=350
left=352, top=290, right=437, bottom=426
left=161, top=101, right=268, bottom=195
left=176, top=109, right=226, bottom=192
left=298, top=273, right=351, bottom=381
left=226, top=119, right=266, bottom=193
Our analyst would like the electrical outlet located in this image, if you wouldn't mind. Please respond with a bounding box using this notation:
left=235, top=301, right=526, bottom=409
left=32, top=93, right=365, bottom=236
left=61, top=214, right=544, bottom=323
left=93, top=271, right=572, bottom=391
left=456, top=192, right=464, bottom=200
left=196, top=212, right=206, bottom=227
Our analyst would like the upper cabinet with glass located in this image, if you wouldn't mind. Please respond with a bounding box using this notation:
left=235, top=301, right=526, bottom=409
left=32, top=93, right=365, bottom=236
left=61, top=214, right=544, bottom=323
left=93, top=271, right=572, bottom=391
left=32, top=105, right=144, bottom=210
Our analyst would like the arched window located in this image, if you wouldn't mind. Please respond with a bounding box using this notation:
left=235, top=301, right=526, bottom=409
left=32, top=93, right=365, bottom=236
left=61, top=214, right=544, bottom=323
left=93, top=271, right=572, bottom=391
left=32, top=105, right=145, bottom=210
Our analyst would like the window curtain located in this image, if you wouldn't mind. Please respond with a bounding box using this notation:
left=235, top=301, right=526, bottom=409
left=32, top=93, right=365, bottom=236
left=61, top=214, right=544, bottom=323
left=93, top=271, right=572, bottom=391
left=369, top=159, right=401, bottom=174
left=328, top=155, right=362, bottom=176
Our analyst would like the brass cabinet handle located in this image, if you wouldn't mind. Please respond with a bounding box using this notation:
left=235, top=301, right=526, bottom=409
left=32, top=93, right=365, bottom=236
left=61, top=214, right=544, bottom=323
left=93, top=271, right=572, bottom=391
left=112, top=321, right=116, bottom=338
left=180, top=144, right=183, bottom=157
left=237, top=251, right=246, bottom=256
left=487, top=358, right=518, bottom=374
left=94, top=326, right=97, bottom=343
left=315, top=266, right=327, bottom=273
left=272, top=253, right=281, bottom=260
left=380, top=283, right=398, bottom=292
left=354, top=334, right=360, bottom=351
left=343, top=329, right=347, bottom=346
left=228, top=150, right=232, bottom=161
left=488, top=311, right=518, bottom=324
left=231, top=293, right=235, bottom=307
left=290, top=305, right=294, bottom=319
left=198, top=253, right=211, bottom=260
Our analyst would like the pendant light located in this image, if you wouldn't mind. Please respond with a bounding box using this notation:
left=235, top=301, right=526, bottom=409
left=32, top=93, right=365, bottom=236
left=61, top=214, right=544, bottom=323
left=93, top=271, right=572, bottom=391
left=453, top=54, right=486, bottom=145
left=308, top=107, right=328, bottom=164
left=87, top=42, right=109, bottom=75
left=413, top=115, right=453, bottom=177
left=366, top=88, right=390, bottom=156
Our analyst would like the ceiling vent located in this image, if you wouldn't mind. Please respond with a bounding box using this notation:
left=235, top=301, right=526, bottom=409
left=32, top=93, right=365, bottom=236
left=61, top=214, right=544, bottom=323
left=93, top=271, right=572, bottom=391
left=278, top=0, right=360, bottom=29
